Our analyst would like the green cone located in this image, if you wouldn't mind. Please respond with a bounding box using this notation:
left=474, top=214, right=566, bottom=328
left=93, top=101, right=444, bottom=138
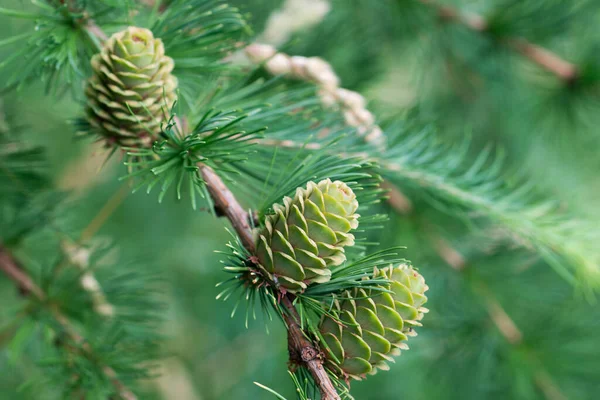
left=255, top=179, right=359, bottom=292
left=85, top=27, right=178, bottom=147
left=319, top=264, right=428, bottom=380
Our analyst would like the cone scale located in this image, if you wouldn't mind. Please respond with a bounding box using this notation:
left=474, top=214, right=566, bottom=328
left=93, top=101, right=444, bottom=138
left=319, top=264, right=429, bottom=380
left=85, top=27, right=178, bottom=147
left=255, top=179, right=360, bottom=292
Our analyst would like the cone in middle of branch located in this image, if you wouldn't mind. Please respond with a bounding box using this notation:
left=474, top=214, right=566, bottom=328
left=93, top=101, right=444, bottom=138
left=255, top=179, right=359, bottom=292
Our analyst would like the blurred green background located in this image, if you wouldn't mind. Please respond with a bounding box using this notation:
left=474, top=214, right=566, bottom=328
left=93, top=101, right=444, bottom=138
left=1, top=0, right=600, bottom=399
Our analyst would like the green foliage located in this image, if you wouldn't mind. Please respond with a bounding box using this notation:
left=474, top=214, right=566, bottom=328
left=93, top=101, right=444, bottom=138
left=0, top=1, right=129, bottom=94
left=380, top=120, right=599, bottom=290
left=150, top=0, right=251, bottom=107
left=0, top=110, right=60, bottom=245
left=411, top=244, right=600, bottom=400
left=8, top=238, right=164, bottom=399
left=0, top=122, right=48, bottom=203
left=217, top=234, right=278, bottom=330
left=0, top=101, right=164, bottom=398
left=121, top=107, right=264, bottom=209
left=284, top=0, right=403, bottom=90
left=1, top=0, right=600, bottom=399
left=302, top=248, right=406, bottom=299
left=121, top=76, right=379, bottom=211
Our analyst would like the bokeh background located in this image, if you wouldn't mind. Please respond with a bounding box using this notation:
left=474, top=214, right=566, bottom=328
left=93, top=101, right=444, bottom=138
left=1, top=0, right=600, bottom=399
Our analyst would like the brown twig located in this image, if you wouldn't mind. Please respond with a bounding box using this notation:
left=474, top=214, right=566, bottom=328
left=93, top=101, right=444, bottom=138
left=85, top=19, right=108, bottom=41
left=419, top=0, right=578, bottom=82
left=433, top=234, right=524, bottom=344
left=79, top=182, right=130, bottom=242
left=0, top=245, right=136, bottom=400
left=534, top=371, right=568, bottom=400
left=282, top=296, right=340, bottom=400
left=139, top=0, right=169, bottom=13
left=198, top=163, right=341, bottom=400
left=507, top=39, right=577, bottom=82
left=13, top=2, right=334, bottom=398
left=432, top=236, right=566, bottom=400
left=0, top=245, right=44, bottom=298
left=382, top=181, right=413, bottom=215
left=480, top=289, right=523, bottom=345
left=199, top=164, right=255, bottom=252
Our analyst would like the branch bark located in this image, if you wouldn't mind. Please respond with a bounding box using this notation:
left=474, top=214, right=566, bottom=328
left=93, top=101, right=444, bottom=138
left=0, top=245, right=136, bottom=400
left=282, top=296, right=340, bottom=400
left=198, top=163, right=341, bottom=400
left=0, top=245, right=44, bottom=298
left=200, top=164, right=255, bottom=253
left=85, top=19, right=108, bottom=41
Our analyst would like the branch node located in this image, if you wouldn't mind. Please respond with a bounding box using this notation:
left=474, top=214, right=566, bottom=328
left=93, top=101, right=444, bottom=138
left=301, top=346, right=319, bottom=362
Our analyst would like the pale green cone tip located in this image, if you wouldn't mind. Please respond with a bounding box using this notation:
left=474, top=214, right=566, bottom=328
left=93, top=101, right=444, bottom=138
left=255, top=179, right=360, bottom=293
left=319, top=263, right=429, bottom=380
left=85, top=26, right=178, bottom=147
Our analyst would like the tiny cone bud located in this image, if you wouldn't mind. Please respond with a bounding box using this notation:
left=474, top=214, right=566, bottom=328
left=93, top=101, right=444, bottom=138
left=353, top=109, right=375, bottom=126
left=336, top=88, right=366, bottom=110
left=290, top=56, right=310, bottom=78
left=245, top=43, right=277, bottom=63
left=365, top=126, right=385, bottom=146
left=266, top=53, right=293, bottom=75
left=304, top=57, right=339, bottom=88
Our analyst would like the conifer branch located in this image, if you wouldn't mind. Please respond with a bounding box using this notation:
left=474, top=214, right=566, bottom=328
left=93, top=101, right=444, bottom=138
left=61, top=241, right=115, bottom=317
left=0, top=0, right=585, bottom=400
left=418, top=0, right=579, bottom=82
left=49, top=1, right=108, bottom=42
left=79, top=182, right=130, bottom=242
left=0, top=245, right=44, bottom=299
left=51, top=7, right=334, bottom=397
left=433, top=236, right=567, bottom=400
left=199, top=163, right=341, bottom=400
left=60, top=183, right=130, bottom=318
left=0, top=245, right=136, bottom=399
left=478, top=283, right=567, bottom=400
left=2, top=92, right=119, bottom=319
left=244, top=43, right=416, bottom=219
left=253, top=132, right=597, bottom=284
left=244, top=44, right=421, bottom=218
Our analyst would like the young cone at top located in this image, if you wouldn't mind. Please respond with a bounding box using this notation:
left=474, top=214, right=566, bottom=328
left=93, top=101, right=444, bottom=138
left=85, top=27, right=178, bottom=147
